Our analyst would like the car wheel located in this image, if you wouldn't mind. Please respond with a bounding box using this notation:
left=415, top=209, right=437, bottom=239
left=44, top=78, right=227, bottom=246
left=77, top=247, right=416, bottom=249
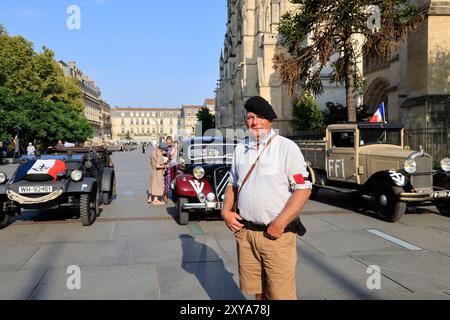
left=80, top=191, right=98, bottom=226
left=177, top=197, right=189, bottom=225
left=103, top=175, right=116, bottom=205
left=0, top=203, right=9, bottom=229
left=436, top=202, right=450, bottom=216
left=371, top=181, right=406, bottom=222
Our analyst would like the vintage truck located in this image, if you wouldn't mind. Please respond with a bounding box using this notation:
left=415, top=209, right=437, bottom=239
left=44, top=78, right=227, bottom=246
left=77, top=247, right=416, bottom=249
left=295, top=123, right=450, bottom=222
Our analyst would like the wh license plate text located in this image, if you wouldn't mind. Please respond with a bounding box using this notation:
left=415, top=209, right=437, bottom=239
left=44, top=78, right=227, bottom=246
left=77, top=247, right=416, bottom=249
left=431, top=190, right=450, bottom=199
left=19, top=186, right=53, bottom=194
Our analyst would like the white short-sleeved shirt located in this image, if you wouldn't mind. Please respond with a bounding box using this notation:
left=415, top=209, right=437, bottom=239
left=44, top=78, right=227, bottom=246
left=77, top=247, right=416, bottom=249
left=229, top=129, right=312, bottom=225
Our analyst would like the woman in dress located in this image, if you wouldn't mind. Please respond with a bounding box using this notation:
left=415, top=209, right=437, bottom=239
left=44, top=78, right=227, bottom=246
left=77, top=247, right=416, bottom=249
left=148, top=143, right=168, bottom=205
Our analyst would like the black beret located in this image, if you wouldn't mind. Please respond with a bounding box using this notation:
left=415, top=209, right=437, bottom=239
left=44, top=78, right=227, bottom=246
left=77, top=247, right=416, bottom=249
left=244, top=96, right=278, bottom=120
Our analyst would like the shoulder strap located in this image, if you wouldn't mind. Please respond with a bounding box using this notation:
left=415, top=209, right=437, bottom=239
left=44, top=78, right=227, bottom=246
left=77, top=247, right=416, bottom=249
left=238, top=134, right=276, bottom=193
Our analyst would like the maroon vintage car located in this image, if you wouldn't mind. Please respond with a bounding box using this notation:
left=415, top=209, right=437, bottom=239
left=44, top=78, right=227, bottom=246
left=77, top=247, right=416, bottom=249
left=171, top=136, right=239, bottom=225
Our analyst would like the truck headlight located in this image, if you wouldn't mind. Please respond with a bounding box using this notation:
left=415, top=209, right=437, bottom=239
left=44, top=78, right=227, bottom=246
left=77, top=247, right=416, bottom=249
left=0, top=171, right=7, bottom=184
left=198, top=192, right=206, bottom=203
left=70, top=170, right=83, bottom=182
left=193, top=166, right=205, bottom=180
left=440, top=158, right=450, bottom=172
left=404, top=159, right=417, bottom=174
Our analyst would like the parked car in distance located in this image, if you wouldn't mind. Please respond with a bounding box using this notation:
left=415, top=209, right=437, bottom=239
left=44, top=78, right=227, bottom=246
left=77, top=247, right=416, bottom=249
left=171, top=136, right=239, bottom=225
left=0, top=146, right=116, bottom=229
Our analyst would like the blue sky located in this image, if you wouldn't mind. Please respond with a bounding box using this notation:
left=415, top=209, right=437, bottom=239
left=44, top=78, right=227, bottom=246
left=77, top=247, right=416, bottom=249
left=0, top=0, right=227, bottom=108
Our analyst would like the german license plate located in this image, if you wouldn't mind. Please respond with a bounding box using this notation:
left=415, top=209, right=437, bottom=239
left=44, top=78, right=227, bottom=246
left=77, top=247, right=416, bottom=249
left=19, top=186, right=53, bottom=194
left=431, top=190, right=450, bottom=199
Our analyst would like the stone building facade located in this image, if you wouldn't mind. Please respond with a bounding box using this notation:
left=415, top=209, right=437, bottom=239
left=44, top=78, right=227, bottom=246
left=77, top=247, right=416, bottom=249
left=363, top=0, right=450, bottom=159
left=216, top=0, right=346, bottom=136
left=111, top=104, right=205, bottom=145
left=59, top=60, right=111, bottom=144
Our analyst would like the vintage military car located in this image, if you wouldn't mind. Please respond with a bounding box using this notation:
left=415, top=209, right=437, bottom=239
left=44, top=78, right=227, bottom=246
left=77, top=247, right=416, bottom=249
left=295, top=123, right=450, bottom=222
left=0, top=146, right=116, bottom=228
left=171, top=136, right=239, bottom=225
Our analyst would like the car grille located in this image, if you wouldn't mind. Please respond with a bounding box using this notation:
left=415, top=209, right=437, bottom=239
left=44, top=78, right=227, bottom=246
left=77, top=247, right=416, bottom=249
left=214, top=166, right=231, bottom=201
left=410, top=155, right=432, bottom=190
left=24, top=174, right=53, bottom=182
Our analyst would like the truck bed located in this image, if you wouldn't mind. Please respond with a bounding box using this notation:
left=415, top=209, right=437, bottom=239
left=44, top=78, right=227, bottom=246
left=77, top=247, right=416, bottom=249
left=292, top=139, right=326, bottom=170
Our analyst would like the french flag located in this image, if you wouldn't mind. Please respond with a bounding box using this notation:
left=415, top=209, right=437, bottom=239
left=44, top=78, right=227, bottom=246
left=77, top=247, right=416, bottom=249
left=369, top=102, right=385, bottom=123
left=14, top=160, right=67, bottom=182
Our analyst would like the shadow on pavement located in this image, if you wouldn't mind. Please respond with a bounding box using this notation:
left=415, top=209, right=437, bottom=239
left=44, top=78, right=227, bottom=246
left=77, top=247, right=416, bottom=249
left=179, top=234, right=245, bottom=300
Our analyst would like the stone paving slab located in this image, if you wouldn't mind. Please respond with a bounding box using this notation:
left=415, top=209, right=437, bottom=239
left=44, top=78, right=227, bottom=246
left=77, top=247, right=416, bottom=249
left=0, top=243, right=42, bottom=272
left=157, top=260, right=247, bottom=300
left=370, top=223, right=450, bottom=252
left=300, top=229, right=408, bottom=257
left=315, top=213, right=398, bottom=231
left=21, top=240, right=129, bottom=270
left=398, top=212, right=450, bottom=229
left=111, top=220, right=187, bottom=239
left=297, top=242, right=412, bottom=300
left=0, top=270, right=46, bottom=300
left=0, top=225, right=40, bottom=244
left=299, top=215, right=344, bottom=232
left=124, top=234, right=229, bottom=266
left=18, top=222, right=115, bottom=243
left=350, top=251, right=450, bottom=293
left=28, top=264, right=160, bottom=300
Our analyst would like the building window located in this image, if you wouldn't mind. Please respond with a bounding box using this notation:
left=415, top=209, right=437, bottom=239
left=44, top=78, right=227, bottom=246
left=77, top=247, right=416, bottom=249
left=170, top=128, right=173, bottom=134
left=141, top=119, right=144, bottom=125
left=147, top=119, right=150, bottom=125
left=121, top=128, right=125, bottom=134
left=130, top=119, right=134, bottom=125
left=170, top=119, right=173, bottom=125
left=141, top=128, right=145, bottom=133
left=187, top=112, right=191, bottom=117
left=160, top=119, right=163, bottom=125
left=131, top=129, right=134, bottom=134
left=121, top=119, right=124, bottom=125
left=153, top=128, right=156, bottom=134
left=160, top=128, right=163, bottom=134
left=147, top=128, right=150, bottom=134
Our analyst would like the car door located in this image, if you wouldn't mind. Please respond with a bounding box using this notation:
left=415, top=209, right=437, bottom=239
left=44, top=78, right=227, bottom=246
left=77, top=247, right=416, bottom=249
left=326, top=130, right=357, bottom=183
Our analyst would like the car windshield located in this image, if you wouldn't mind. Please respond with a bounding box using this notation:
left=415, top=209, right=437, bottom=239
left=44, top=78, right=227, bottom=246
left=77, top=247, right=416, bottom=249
left=186, top=143, right=236, bottom=164
left=359, top=129, right=402, bottom=146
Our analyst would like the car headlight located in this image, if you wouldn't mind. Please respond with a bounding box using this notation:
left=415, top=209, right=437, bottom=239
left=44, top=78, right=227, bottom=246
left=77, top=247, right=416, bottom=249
left=441, top=158, right=450, bottom=172
left=70, top=170, right=83, bottom=182
left=192, top=166, right=205, bottom=180
left=85, top=160, right=93, bottom=169
left=0, top=171, right=7, bottom=184
left=404, top=159, right=417, bottom=174
left=207, top=193, right=215, bottom=201
left=198, top=192, right=206, bottom=203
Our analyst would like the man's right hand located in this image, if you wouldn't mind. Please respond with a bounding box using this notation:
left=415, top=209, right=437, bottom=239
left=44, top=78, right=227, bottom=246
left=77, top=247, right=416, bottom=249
left=221, top=210, right=244, bottom=233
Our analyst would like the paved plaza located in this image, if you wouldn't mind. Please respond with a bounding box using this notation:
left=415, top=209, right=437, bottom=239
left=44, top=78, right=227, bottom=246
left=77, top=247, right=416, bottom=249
left=0, top=148, right=450, bottom=300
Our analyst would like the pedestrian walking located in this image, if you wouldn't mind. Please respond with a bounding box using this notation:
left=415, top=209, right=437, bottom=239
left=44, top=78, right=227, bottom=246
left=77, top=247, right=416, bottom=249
left=221, top=96, right=312, bottom=300
left=27, top=142, right=36, bottom=156
left=148, top=142, right=167, bottom=205
left=142, top=142, right=146, bottom=154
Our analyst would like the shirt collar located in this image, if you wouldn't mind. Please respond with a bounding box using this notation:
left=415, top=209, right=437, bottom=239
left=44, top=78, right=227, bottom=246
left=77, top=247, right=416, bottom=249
left=245, top=129, right=275, bottom=150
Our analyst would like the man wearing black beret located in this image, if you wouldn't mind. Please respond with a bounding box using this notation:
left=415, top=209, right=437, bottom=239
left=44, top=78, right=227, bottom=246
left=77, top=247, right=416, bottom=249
left=222, top=95, right=312, bottom=300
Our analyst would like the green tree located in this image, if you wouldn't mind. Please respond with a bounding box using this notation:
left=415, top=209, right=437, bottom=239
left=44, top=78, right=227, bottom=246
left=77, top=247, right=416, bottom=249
left=196, top=106, right=215, bottom=134
left=322, top=102, right=372, bottom=126
left=125, top=131, right=132, bottom=140
left=0, top=86, right=91, bottom=149
left=274, top=0, right=423, bottom=122
left=0, top=25, right=83, bottom=113
left=292, top=94, right=324, bottom=131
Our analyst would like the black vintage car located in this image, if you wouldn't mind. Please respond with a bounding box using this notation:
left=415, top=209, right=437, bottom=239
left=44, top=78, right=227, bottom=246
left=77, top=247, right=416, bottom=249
left=432, top=157, right=450, bottom=216
left=0, top=147, right=116, bottom=228
left=171, top=136, right=239, bottom=225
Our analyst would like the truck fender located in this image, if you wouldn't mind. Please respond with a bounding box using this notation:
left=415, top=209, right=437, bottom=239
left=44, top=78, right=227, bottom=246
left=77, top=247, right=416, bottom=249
left=102, top=167, right=115, bottom=192
left=175, top=174, right=214, bottom=198
left=305, top=162, right=316, bottom=184
left=363, top=171, right=409, bottom=194
left=67, top=177, right=97, bottom=194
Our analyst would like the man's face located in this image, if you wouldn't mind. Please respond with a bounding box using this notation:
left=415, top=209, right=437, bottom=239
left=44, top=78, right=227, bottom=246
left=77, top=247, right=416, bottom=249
left=245, top=112, right=272, bottom=140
